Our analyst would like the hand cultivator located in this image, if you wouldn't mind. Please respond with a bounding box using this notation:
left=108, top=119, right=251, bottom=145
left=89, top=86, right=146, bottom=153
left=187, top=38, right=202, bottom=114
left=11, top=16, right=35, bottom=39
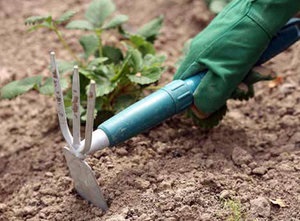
left=50, top=19, right=300, bottom=210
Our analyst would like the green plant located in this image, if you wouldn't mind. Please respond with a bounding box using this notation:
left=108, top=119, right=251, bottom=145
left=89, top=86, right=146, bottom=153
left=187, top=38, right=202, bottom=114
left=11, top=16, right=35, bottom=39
left=205, top=0, right=233, bottom=14
left=223, top=199, right=245, bottom=221
left=1, top=0, right=165, bottom=122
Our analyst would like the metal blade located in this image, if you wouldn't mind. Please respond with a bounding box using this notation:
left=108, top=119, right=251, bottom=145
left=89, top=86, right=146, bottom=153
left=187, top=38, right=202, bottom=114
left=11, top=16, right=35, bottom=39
left=72, top=66, right=81, bottom=150
left=80, top=81, right=96, bottom=154
left=50, top=52, right=73, bottom=149
left=63, top=147, right=108, bottom=210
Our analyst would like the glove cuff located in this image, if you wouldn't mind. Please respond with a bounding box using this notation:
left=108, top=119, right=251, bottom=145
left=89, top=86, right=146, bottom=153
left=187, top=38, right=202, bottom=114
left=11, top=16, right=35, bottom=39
left=248, top=0, right=300, bottom=38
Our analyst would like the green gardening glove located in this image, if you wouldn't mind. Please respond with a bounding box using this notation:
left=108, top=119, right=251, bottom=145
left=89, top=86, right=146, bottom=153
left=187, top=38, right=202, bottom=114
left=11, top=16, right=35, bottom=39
left=174, top=0, right=300, bottom=128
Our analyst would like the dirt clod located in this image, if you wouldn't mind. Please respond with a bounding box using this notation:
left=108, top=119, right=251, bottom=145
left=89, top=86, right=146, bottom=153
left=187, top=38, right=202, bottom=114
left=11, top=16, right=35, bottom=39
left=250, top=196, right=271, bottom=218
left=231, top=146, right=253, bottom=166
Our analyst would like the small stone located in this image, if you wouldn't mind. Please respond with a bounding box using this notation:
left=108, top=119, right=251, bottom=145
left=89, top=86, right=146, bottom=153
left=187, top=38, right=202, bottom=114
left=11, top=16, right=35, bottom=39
left=294, top=162, right=300, bottom=171
left=156, top=142, right=170, bottom=154
left=262, top=133, right=278, bottom=142
left=241, top=164, right=252, bottom=175
left=178, top=205, right=191, bottom=213
left=248, top=161, right=258, bottom=169
left=45, top=172, right=53, bottom=177
left=165, top=218, right=177, bottom=221
left=219, top=190, right=233, bottom=199
left=205, top=159, right=214, bottom=168
left=135, top=177, right=150, bottom=189
left=198, top=213, right=212, bottom=221
left=32, top=183, right=41, bottom=191
left=160, top=180, right=173, bottom=189
left=290, top=132, right=300, bottom=143
left=231, top=147, right=253, bottom=166
left=276, top=163, right=295, bottom=172
left=115, top=148, right=128, bottom=156
left=105, top=215, right=126, bottom=221
left=252, top=166, right=268, bottom=175
left=41, top=196, right=56, bottom=205
left=107, top=164, right=114, bottom=169
left=0, top=203, right=7, bottom=212
left=15, top=206, right=38, bottom=217
left=250, top=197, right=271, bottom=218
left=227, top=110, right=244, bottom=121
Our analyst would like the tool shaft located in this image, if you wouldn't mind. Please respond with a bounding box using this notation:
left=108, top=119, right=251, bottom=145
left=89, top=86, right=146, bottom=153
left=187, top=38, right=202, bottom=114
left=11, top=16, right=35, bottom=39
left=98, top=74, right=205, bottom=146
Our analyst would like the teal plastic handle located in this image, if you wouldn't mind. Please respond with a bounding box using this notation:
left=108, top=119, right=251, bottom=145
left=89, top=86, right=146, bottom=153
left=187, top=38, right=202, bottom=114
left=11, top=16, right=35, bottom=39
left=99, top=73, right=205, bottom=146
left=98, top=18, right=300, bottom=146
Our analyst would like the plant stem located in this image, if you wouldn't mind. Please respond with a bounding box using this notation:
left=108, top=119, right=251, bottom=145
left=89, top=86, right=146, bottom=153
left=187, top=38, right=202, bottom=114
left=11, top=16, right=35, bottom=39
left=53, top=27, right=81, bottom=64
left=96, top=30, right=103, bottom=57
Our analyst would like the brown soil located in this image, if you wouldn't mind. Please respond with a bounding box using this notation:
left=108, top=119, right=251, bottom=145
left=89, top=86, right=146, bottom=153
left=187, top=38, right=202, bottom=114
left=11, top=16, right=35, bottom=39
left=0, top=0, right=299, bottom=220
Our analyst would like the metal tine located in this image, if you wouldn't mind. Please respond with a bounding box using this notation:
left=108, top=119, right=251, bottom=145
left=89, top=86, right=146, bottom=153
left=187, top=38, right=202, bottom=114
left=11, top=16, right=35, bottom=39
left=72, top=66, right=81, bottom=150
left=50, top=52, right=74, bottom=150
left=80, top=81, right=96, bottom=154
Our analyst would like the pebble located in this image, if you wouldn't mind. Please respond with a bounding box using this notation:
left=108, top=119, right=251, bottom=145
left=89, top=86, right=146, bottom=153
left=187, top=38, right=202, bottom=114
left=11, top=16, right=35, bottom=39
left=290, top=132, right=300, bottom=143
left=32, top=183, right=41, bottom=191
left=105, top=215, right=126, bottom=221
left=0, top=203, right=7, bottom=212
left=135, top=177, right=150, bottom=189
left=160, top=180, right=173, bottom=189
left=219, top=190, right=233, bottom=199
left=45, top=172, right=53, bottom=177
left=14, top=206, right=37, bottom=217
left=250, top=197, right=271, bottom=218
left=178, top=205, right=191, bottom=214
left=252, top=166, right=268, bottom=175
left=276, top=163, right=295, bottom=172
left=198, top=213, right=212, bottom=221
left=231, top=147, right=253, bottom=166
left=115, top=148, right=128, bottom=156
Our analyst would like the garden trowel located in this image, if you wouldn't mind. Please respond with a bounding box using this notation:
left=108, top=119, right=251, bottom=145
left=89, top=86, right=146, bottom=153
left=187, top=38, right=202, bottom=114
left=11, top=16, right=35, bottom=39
left=51, top=18, right=300, bottom=210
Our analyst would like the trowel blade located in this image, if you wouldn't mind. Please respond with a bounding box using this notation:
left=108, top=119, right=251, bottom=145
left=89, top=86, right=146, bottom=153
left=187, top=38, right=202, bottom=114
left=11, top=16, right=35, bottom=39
left=63, top=147, right=108, bottom=210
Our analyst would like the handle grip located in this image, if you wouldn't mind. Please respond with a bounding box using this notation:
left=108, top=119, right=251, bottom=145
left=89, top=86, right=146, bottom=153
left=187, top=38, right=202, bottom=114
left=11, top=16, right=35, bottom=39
left=98, top=18, right=300, bottom=146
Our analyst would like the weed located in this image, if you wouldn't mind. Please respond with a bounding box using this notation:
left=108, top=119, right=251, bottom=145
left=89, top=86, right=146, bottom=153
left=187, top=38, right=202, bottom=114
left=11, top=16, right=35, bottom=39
left=224, top=199, right=245, bottom=221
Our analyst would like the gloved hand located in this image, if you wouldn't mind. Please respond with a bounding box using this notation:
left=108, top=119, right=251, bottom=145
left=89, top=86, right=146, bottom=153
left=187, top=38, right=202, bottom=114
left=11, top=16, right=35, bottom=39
left=174, top=0, right=300, bottom=128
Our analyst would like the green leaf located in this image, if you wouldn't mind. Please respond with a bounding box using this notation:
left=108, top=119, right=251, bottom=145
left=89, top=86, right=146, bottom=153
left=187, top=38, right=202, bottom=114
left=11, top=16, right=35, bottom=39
left=85, top=0, right=115, bottom=27
left=79, top=34, right=99, bottom=59
left=66, top=20, right=94, bottom=30
left=128, top=53, right=165, bottom=85
left=38, top=77, right=53, bottom=95
left=129, top=35, right=155, bottom=56
left=84, top=65, right=117, bottom=97
left=128, top=67, right=162, bottom=85
left=208, top=0, right=231, bottom=14
left=79, top=69, right=98, bottom=80
left=94, top=77, right=116, bottom=97
left=103, top=14, right=128, bottom=29
left=113, top=94, right=137, bottom=113
left=143, top=54, right=166, bottom=66
left=1, top=76, right=42, bottom=99
left=25, top=16, right=52, bottom=25
left=57, top=60, right=75, bottom=74
left=102, top=46, right=124, bottom=64
left=128, top=48, right=143, bottom=73
left=39, top=77, right=69, bottom=95
left=137, top=15, right=163, bottom=42
left=111, top=53, right=131, bottom=82
left=56, top=11, right=77, bottom=24
left=26, top=23, right=51, bottom=32
left=87, top=57, right=109, bottom=70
